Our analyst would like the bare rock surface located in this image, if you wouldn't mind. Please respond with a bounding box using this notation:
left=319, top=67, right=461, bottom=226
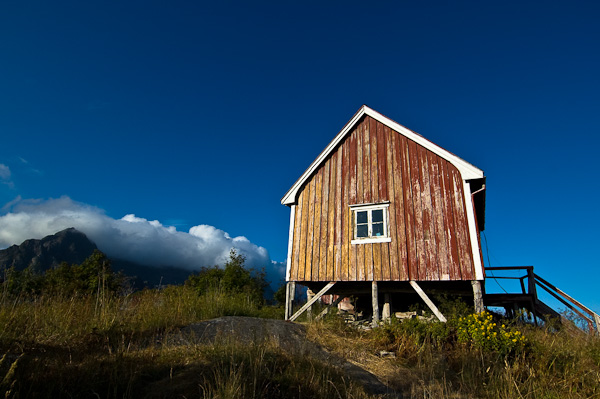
left=174, top=316, right=401, bottom=398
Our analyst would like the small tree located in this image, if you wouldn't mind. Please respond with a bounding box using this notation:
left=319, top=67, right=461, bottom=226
left=186, top=249, right=267, bottom=305
left=44, top=250, right=124, bottom=297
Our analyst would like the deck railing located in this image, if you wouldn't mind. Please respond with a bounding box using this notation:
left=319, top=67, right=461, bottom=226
left=485, top=266, right=600, bottom=334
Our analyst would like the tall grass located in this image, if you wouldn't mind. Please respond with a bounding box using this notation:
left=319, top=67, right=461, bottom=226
left=0, top=286, right=373, bottom=398
left=2, top=285, right=598, bottom=398
left=307, top=311, right=600, bottom=398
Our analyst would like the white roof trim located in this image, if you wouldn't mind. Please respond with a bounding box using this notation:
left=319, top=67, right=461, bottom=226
left=281, top=105, right=484, bottom=205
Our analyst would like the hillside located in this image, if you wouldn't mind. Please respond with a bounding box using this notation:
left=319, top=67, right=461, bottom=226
left=0, top=228, right=97, bottom=272
left=0, top=284, right=598, bottom=398
left=0, top=228, right=195, bottom=288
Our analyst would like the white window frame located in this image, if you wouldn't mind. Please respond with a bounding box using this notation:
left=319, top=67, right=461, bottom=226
left=350, top=202, right=391, bottom=245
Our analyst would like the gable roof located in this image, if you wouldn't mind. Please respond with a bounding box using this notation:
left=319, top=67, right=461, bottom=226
left=281, top=105, right=484, bottom=206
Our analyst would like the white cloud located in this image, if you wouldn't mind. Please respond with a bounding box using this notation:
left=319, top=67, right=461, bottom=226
left=0, top=164, right=14, bottom=188
left=0, top=196, right=285, bottom=285
left=0, top=164, right=10, bottom=180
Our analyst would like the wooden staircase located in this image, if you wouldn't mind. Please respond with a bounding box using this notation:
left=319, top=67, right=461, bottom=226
left=483, top=266, right=600, bottom=334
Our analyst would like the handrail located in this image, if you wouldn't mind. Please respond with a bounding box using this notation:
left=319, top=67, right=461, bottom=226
left=534, top=274, right=600, bottom=334
left=484, top=266, right=600, bottom=334
left=486, top=266, right=533, bottom=271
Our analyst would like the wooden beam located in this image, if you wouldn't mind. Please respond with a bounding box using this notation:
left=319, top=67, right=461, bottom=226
left=409, top=281, right=447, bottom=322
left=535, top=279, right=595, bottom=332
left=284, top=282, right=296, bottom=320
left=289, top=282, right=336, bottom=322
left=472, top=280, right=484, bottom=313
left=315, top=295, right=345, bottom=321
left=372, top=281, right=380, bottom=325
left=306, top=290, right=315, bottom=321
left=382, top=293, right=391, bottom=322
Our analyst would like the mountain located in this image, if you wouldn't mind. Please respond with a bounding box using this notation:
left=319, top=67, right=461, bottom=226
left=0, top=227, right=98, bottom=273
left=0, top=228, right=194, bottom=288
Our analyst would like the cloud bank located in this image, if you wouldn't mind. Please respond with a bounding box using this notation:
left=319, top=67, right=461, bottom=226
left=0, top=196, right=286, bottom=285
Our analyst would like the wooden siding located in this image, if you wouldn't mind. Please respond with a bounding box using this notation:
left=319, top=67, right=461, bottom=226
left=290, top=116, right=477, bottom=282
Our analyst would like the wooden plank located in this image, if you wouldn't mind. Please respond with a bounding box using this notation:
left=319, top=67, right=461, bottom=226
left=470, top=190, right=485, bottom=281
left=291, top=196, right=302, bottom=281
left=334, top=145, right=343, bottom=280
left=311, top=168, right=323, bottom=280
left=535, top=274, right=600, bottom=320
left=305, top=175, right=317, bottom=281
left=319, top=159, right=330, bottom=282
left=408, top=140, right=426, bottom=280
left=422, top=150, right=440, bottom=281
left=400, top=135, right=417, bottom=280
left=377, top=122, right=391, bottom=281
left=363, top=117, right=372, bottom=204
left=289, top=282, right=336, bottom=322
left=376, top=120, right=388, bottom=201
left=392, top=132, right=409, bottom=280
left=378, top=123, right=390, bottom=280
left=340, top=139, right=349, bottom=281
left=369, top=116, right=380, bottom=203
left=356, top=121, right=366, bottom=282
left=363, top=119, right=374, bottom=280
left=430, top=155, right=451, bottom=281
left=418, top=146, right=437, bottom=280
left=440, top=159, right=461, bottom=280
left=370, top=118, right=381, bottom=280
left=450, top=165, right=474, bottom=280
left=327, top=152, right=337, bottom=281
left=385, top=126, right=399, bottom=281
left=410, top=281, right=447, bottom=322
left=297, top=184, right=309, bottom=281
left=348, top=129, right=358, bottom=281
left=373, top=243, right=382, bottom=281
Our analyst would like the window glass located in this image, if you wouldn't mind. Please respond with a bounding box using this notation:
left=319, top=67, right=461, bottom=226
left=356, top=211, right=368, bottom=224
left=372, top=222, right=384, bottom=236
left=372, top=209, right=383, bottom=223
left=357, top=224, right=369, bottom=238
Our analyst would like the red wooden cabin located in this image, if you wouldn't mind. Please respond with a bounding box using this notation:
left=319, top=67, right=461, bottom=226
left=282, top=106, right=486, bottom=322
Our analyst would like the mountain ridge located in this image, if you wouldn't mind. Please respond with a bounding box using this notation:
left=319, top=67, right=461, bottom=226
left=0, top=228, right=193, bottom=287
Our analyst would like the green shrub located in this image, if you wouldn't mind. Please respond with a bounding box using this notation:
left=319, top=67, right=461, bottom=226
left=1, top=250, right=125, bottom=299
left=186, top=249, right=267, bottom=306
left=456, top=311, right=526, bottom=354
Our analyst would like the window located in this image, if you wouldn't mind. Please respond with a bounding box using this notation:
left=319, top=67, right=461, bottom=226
left=350, top=203, right=391, bottom=244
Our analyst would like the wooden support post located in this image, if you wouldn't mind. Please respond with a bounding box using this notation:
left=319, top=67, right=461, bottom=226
left=372, top=281, right=380, bottom=326
left=284, top=282, right=295, bottom=320
left=315, top=295, right=345, bottom=321
left=289, top=282, right=336, bottom=322
left=472, top=280, right=484, bottom=313
left=409, top=281, right=447, bottom=322
left=306, top=290, right=315, bottom=321
left=382, top=293, right=391, bottom=323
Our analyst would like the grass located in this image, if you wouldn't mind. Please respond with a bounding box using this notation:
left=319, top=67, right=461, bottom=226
left=307, top=311, right=600, bottom=398
left=0, top=286, right=598, bottom=398
left=0, top=286, right=371, bottom=398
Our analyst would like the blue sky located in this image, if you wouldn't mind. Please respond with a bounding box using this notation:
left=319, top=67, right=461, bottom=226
left=1, top=1, right=599, bottom=313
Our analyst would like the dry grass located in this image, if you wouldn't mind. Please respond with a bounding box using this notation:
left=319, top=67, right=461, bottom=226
left=306, top=313, right=600, bottom=399
left=1, top=287, right=598, bottom=398
left=0, top=287, right=373, bottom=399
